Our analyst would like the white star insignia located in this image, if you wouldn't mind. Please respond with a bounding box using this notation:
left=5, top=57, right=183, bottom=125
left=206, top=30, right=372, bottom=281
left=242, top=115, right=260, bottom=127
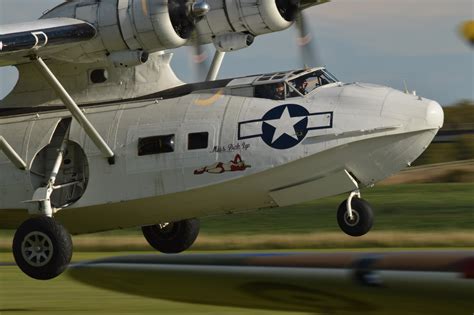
left=265, top=106, right=305, bottom=144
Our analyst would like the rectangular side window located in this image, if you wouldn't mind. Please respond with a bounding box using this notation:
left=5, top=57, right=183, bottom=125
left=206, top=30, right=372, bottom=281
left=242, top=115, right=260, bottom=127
left=138, top=134, right=175, bottom=156
left=188, top=132, right=209, bottom=150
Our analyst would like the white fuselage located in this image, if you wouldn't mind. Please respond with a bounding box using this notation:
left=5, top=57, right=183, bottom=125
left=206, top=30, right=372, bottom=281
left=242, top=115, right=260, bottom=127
left=0, top=81, right=443, bottom=234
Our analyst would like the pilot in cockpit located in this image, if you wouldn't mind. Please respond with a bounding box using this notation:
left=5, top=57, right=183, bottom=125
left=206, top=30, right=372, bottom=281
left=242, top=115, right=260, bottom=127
left=290, top=77, right=308, bottom=97
left=274, top=82, right=286, bottom=100
left=295, top=78, right=308, bottom=95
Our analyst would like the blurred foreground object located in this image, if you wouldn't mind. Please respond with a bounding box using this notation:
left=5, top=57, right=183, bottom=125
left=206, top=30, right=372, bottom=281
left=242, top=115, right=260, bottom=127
left=460, top=20, right=474, bottom=46
left=69, top=251, right=474, bottom=315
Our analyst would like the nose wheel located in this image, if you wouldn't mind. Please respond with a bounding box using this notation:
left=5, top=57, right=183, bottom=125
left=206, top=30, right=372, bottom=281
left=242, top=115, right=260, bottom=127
left=337, top=193, right=374, bottom=237
left=13, top=217, right=72, bottom=280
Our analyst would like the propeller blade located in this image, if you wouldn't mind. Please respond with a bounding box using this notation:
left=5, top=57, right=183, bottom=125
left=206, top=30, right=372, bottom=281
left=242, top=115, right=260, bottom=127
left=299, top=0, right=330, bottom=10
left=191, top=28, right=210, bottom=81
left=295, top=11, right=321, bottom=68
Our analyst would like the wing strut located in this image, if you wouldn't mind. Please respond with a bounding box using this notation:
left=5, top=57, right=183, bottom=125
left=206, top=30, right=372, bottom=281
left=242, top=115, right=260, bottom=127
left=0, top=136, right=27, bottom=170
left=32, top=56, right=115, bottom=165
left=205, top=51, right=226, bottom=81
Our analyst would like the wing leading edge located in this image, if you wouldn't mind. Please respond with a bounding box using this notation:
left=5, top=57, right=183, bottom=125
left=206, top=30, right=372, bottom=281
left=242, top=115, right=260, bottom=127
left=0, top=17, right=96, bottom=67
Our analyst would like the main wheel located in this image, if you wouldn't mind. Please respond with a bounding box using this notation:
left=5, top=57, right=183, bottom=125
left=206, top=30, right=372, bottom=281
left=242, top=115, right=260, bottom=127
left=142, top=219, right=200, bottom=254
left=337, top=198, right=374, bottom=237
left=13, top=216, right=73, bottom=280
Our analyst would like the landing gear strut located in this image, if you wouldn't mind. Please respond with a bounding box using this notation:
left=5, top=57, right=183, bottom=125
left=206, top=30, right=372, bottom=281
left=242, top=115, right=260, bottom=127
left=142, top=219, right=200, bottom=254
left=337, top=190, right=374, bottom=237
left=11, top=55, right=114, bottom=280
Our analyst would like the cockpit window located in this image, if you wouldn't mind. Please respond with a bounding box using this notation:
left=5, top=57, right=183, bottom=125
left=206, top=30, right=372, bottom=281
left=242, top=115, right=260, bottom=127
left=254, top=82, right=288, bottom=100
left=251, top=68, right=339, bottom=100
left=288, top=69, right=338, bottom=97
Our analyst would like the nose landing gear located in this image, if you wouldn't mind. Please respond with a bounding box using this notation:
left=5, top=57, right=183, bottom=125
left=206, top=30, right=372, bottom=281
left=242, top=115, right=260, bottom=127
left=337, top=190, right=374, bottom=237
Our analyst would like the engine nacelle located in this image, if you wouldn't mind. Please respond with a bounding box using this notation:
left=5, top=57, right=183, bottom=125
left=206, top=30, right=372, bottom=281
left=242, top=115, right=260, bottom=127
left=213, top=33, right=255, bottom=52
left=110, top=0, right=188, bottom=52
left=41, top=0, right=193, bottom=63
left=40, top=0, right=298, bottom=64
left=198, top=0, right=296, bottom=39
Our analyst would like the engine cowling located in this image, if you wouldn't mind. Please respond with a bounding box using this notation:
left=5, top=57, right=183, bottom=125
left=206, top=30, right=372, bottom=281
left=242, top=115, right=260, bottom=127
left=40, top=0, right=298, bottom=64
left=197, top=0, right=297, bottom=40
left=112, top=0, right=189, bottom=51
left=41, top=0, right=196, bottom=63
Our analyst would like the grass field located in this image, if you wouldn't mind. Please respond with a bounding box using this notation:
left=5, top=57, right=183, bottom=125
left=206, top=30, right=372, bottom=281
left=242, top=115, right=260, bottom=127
left=198, top=183, right=474, bottom=234
left=1, top=183, right=473, bottom=251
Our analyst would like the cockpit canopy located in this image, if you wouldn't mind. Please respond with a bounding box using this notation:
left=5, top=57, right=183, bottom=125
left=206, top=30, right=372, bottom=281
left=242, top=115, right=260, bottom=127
left=127, top=67, right=341, bottom=103
left=227, top=67, right=340, bottom=100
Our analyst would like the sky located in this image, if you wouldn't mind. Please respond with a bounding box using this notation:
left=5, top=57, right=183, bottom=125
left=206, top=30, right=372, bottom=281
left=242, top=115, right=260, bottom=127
left=0, top=0, right=472, bottom=106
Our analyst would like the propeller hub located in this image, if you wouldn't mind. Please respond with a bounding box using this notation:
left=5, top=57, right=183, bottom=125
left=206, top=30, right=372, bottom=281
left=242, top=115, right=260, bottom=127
left=191, top=1, right=210, bottom=18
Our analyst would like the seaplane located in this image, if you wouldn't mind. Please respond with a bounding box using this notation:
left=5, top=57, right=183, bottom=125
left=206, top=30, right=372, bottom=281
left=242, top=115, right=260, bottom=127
left=0, top=0, right=443, bottom=280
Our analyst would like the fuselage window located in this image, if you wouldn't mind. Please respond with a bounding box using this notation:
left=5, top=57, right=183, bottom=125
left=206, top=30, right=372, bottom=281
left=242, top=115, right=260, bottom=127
left=188, top=132, right=209, bottom=150
left=138, top=134, right=175, bottom=156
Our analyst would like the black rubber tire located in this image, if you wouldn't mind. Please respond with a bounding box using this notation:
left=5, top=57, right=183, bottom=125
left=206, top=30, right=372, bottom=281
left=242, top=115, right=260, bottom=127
left=142, top=219, right=200, bottom=254
left=337, top=198, right=374, bottom=237
left=12, top=216, right=73, bottom=280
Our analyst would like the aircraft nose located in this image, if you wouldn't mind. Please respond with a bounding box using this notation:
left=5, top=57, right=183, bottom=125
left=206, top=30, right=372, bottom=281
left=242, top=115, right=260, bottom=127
left=425, top=100, right=444, bottom=129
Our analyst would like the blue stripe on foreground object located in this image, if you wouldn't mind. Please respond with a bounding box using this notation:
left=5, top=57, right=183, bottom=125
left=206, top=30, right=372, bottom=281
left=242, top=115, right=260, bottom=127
left=68, top=251, right=474, bottom=314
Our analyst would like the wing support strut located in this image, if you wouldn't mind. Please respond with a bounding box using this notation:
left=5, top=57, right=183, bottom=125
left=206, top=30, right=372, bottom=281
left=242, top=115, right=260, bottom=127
left=206, top=51, right=226, bottom=81
left=32, top=56, right=115, bottom=165
left=0, top=136, right=27, bottom=170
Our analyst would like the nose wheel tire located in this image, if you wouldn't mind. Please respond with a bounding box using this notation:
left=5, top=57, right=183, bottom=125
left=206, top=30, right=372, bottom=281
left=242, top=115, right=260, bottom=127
left=13, top=216, right=72, bottom=280
left=142, top=218, right=200, bottom=254
left=337, top=198, right=374, bottom=237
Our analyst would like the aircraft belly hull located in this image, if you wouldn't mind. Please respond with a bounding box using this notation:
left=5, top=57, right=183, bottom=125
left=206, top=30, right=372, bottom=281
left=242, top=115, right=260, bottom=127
left=18, top=128, right=435, bottom=234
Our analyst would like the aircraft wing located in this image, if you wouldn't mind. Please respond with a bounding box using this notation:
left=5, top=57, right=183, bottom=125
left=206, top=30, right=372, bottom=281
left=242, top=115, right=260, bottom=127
left=0, top=17, right=96, bottom=67
left=68, top=251, right=474, bottom=314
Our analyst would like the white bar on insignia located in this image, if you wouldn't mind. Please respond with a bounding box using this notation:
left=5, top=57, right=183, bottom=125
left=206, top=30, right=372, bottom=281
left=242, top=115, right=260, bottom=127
left=307, top=113, right=332, bottom=129
left=239, top=120, right=264, bottom=139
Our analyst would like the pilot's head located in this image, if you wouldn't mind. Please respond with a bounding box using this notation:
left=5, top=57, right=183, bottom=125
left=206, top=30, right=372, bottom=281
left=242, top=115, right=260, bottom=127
left=276, top=82, right=285, bottom=92
left=275, top=83, right=285, bottom=99
left=296, top=79, right=308, bottom=94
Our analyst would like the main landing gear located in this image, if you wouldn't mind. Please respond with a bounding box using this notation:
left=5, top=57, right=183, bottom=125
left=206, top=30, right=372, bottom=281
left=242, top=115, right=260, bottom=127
left=11, top=56, right=114, bottom=280
left=337, top=190, right=374, bottom=237
left=142, top=219, right=200, bottom=254
left=13, top=217, right=72, bottom=280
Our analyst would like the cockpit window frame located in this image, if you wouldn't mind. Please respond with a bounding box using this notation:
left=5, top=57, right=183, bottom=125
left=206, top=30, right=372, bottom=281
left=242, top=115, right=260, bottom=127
left=224, top=67, right=341, bottom=101
left=285, top=81, right=305, bottom=98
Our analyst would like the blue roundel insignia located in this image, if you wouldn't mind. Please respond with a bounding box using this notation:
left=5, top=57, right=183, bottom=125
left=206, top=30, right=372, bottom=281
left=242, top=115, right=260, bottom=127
left=261, top=104, right=309, bottom=149
left=237, top=104, right=333, bottom=150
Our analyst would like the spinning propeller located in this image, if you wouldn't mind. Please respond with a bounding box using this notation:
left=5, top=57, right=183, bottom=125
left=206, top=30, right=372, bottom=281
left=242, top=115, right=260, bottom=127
left=168, top=0, right=211, bottom=80
left=277, top=0, right=324, bottom=68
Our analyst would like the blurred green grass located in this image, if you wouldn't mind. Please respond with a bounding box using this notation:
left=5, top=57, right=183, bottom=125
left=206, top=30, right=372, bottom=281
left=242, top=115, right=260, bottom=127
left=200, top=183, right=474, bottom=235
